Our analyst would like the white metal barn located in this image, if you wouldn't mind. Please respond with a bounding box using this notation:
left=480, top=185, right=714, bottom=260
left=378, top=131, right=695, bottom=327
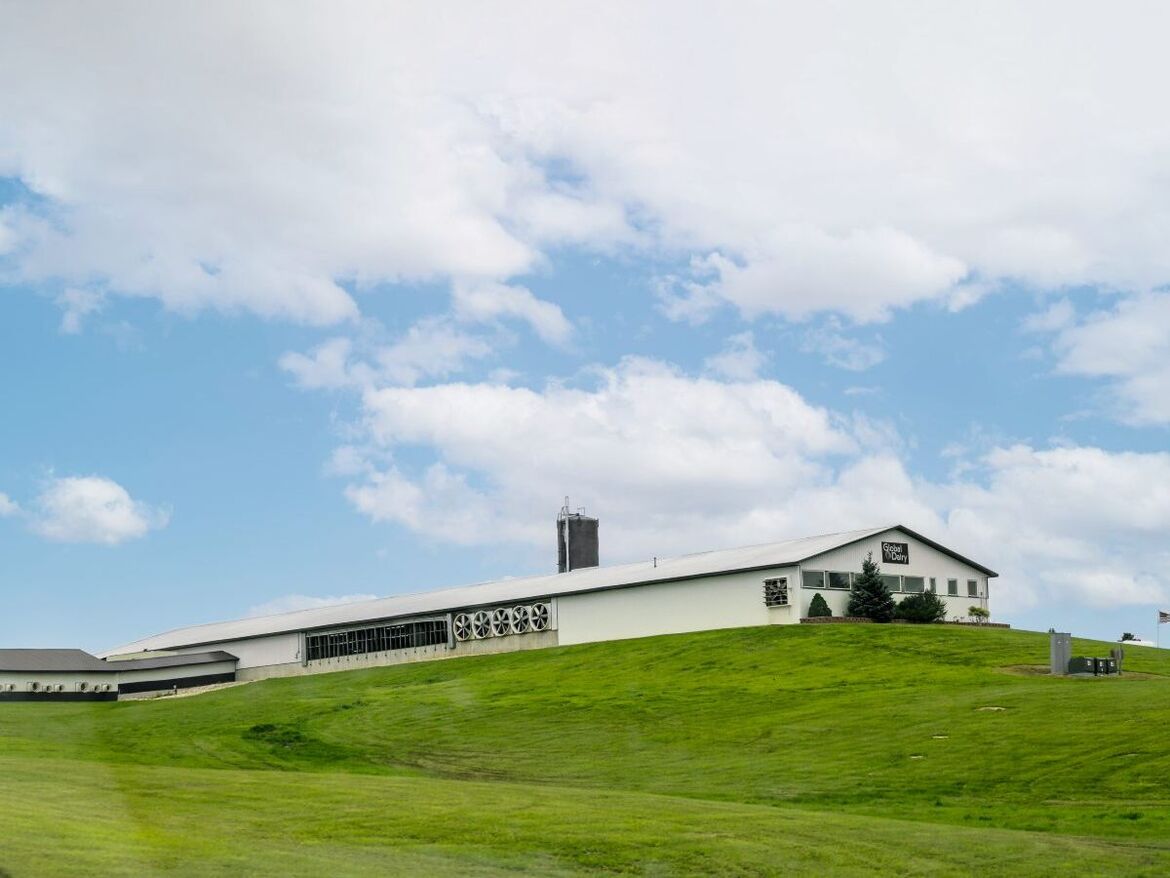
left=101, top=525, right=997, bottom=682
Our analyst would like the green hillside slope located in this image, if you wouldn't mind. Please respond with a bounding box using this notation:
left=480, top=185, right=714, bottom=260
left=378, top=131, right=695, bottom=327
left=2, top=625, right=1169, bottom=876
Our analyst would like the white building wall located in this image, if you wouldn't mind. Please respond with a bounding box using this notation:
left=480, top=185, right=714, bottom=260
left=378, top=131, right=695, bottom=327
left=556, top=566, right=799, bottom=646
left=164, top=632, right=301, bottom=670
left=798, top=529, right=992, bottom=619
left=0, top=671, right=115, bottom=694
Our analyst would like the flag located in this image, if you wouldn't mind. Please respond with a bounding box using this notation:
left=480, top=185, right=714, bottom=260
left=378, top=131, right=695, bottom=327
left=1160, top=611, right=1170, bottom=624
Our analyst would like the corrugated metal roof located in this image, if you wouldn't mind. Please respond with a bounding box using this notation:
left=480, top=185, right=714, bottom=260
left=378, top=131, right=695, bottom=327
left=102, top=524, right=977, bottom=654
left=0, top=649, right=113, bottom=673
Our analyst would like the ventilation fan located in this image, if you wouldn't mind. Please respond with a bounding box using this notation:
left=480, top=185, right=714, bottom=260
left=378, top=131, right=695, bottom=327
left=78, top=682, right=89, bottom=692
left=472, top=610, right=492, bottom=639
left=511, top=605, right=531, bottom=634
left=490, top=607, right=513, bottom=636
left=453, top=613, right=473, bottom=642
left=529, top=603, right=550, bottom=632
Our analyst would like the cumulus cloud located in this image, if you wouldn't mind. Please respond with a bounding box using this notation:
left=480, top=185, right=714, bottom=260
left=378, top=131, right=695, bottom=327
left=55, top=287, right=104, bottom=334
left=801, top=319, right=886, bottom=371
left=5, top=4, right=1170, bottom=327
left=280, top=319, right=498, bottom=390
left=31, top=476, right=169, bottom=544
left=1041, top=293, right=1170, bottom=425
left=704, top=332, right=767, bottom=381
left=451, top=281, right=572, bottom=345
left=246, top=593, right=379, bottom=617
left=0, top=492, right=20, bottom=517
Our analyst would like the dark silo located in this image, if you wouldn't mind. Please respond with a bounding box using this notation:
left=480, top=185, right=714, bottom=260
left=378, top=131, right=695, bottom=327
left=557, top=499, right=599, bottom=573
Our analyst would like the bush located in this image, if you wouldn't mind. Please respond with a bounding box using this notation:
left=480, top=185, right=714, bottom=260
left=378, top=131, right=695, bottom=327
left=894, top=591, right=948, bottom=624
left=968, top=606, right=990, bottom=624
left=807, top=592, right=832, bottom=618
left=847, top=552, right=896, bottom=623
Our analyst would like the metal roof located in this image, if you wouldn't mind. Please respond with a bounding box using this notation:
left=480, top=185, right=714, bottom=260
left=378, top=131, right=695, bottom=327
left=0, top=649, right=113, bottom=673
left=102, top=524, right=996, bottom=655
left=110, top=651, right=238, bottom=671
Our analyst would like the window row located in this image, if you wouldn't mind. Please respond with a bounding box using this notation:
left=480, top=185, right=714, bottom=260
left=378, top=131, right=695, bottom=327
left=305, top=619, right=448, bottom=661
left=802, top=570, right=982, bottom=597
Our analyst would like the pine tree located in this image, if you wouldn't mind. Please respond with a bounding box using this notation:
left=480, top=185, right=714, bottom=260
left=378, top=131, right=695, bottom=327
left=847, top=552, right=896, bottom=622
left=807, top=592, right=832, bottom=618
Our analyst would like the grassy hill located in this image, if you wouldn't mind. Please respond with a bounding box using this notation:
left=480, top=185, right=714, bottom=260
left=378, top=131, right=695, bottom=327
left=2, top=624, right=1169, bottom=876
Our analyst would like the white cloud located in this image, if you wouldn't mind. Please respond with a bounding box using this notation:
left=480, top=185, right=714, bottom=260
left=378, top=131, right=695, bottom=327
left=346, top=357, right=856, bottom=553
left=5, top=5, right=1170, bottom=326
left=943, top=445, right=1170, bottom=609
left=451, top=280, right=572, bottom=345
left=1021, top=299, right=1076, bottom=334
left=0, top=492, right=20, bottom=517
left=801, top=319, right=886, bottom=371
left=55, top=287, right=104, bottom=334
left=280, top=319, right=498, bottom=391
left=704, top=332, right=767, bottom=380
left=1041, top=293, right=1170, bottom=425
left=31, top=476, right=169, bottom=544
left=246, top=593, right=379, bottom=617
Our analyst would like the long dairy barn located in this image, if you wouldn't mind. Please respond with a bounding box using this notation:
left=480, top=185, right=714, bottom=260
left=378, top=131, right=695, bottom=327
left=101, top=521, right=997, bottom=682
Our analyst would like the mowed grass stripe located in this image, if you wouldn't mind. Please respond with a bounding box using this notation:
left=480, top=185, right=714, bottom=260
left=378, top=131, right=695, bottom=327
left=1, top=755, right=1169, bottom=877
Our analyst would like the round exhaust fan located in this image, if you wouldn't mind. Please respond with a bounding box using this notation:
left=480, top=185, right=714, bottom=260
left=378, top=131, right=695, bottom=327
left=529, top=603, right=550, bottom=632
left=472, top=610, right=493, bottom=639
left=490, top=607, right=512, bottom=636
left=452, top=613, right=473, bottom=642
left=511, top=605, right=531, bottom=634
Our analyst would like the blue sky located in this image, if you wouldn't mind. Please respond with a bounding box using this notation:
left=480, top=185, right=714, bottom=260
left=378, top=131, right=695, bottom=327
left=2, top=3, right=1169, bottom=651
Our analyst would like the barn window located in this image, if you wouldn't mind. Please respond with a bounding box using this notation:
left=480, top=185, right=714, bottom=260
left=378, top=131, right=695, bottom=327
left=967, top=579, right=979, bottom=597
left=802, top=570, right=825, bottom=588
left=763, top=578, right=789, bottom=607
left=903, top=576, right=925, bottom=594
left=881, top=574, right=901, bottom=593
left=305, top=619, right=449, bottom=661
left=827, top=572, right=851, bottom=590
left=947, top=579, right=958, bottom=596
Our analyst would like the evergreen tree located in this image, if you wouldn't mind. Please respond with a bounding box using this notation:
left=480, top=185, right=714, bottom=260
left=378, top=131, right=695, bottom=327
left=847, top=552, right=896, bottom=622
left=807, top=592, right=832, bottom=618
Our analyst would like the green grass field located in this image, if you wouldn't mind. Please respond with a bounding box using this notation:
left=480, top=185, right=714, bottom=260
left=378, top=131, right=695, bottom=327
left=2, top=625, right=1169, bottom=876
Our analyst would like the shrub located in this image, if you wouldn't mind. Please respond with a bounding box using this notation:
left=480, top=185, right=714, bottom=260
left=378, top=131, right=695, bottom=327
left=807, top=592, right=832, bottom=618
left=968, top=606, right=990, bottom=624
left=847, top=552, right=895, bottom=623
left=894, top=591, right=947, bottom=624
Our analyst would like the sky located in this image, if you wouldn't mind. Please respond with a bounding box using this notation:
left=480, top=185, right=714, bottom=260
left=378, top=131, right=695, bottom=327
left=2, top=1, right=1170, bottom=651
